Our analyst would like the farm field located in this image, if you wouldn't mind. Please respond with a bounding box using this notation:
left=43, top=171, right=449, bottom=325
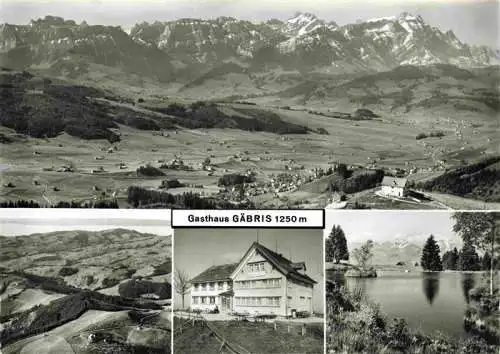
left=1, top=97, right=497, bottom=209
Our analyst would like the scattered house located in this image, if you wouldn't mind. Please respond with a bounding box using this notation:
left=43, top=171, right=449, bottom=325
left=190, top=242, right=316, bottom=317
left=56, top=165, right=73, bottom=173
left=380, top=176, right=408, bottom=198
left=91, top=166, right=105, bottom=174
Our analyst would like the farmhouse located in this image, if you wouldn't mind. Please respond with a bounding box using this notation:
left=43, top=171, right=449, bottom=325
left=380, top=176, right=408, bottom=198
left=190, top=242, right=316, bottom=317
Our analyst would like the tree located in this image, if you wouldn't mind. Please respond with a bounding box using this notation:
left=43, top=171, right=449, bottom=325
left=421, top=235, right=443, bottom=271
left=175, top=268, right=190, bottom=310
left=458, top=241, right=480, bottom=271
left=442, top=247, right=459, bottom=270
left=325, top=225, right=349, bottom=264
left=352, top=240, right=374, bottom=270
left=336, top=163, right=350, bottom=179
left=453, top=212, right=499, bottom=295
left=482, top=252, right=492, bottom=271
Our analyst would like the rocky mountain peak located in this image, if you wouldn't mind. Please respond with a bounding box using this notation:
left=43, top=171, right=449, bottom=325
left=286, top=12, right=338, bottom=36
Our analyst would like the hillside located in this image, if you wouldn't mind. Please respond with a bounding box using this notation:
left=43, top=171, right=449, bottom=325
left=0, top=228, right=172, bottom=290
left=0, top=69, right=313, bottom=141
left=417, top=156, right=500, bottom=202
left=0, top=228, right=172, bottom=352
left=277, top=64, right=500, bottom=116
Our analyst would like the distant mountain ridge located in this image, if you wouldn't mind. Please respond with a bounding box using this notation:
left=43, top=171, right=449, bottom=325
left=349, top=237, right=462, bottom=266
left=0, top=12, right=498, bottom=81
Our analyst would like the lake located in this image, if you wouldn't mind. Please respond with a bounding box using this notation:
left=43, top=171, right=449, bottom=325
left=329, top=270, right=483, bottom=339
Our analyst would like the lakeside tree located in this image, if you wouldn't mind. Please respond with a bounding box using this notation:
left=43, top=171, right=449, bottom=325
left=452, top=212, right=499, bottom=295
left=442, top=247, right=459, bottom=270
left=421, top=235, right=443, bottom=271
left=482, top=252, right=492, bottom=271
left=174, top=268, right=190, bottom=310
left=325, top=225, right=349, bottom=264
left=352, top=240, right=374, bottom=270
left=458, top=241, right=481, bottom=271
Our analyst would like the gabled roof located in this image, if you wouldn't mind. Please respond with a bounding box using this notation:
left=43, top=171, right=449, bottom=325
left=232, top=242, right=317, bottom=285
left=381, top=176, right=407, bottom=188
left=190, top=263, right=238, bottom=283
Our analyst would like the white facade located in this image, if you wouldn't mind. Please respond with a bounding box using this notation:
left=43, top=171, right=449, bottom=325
left=189, top=242, right=316, bottom=317
left=232, top=252, right=287, bottom=316
left=381, top=185, right=405, bottom=197
left=380, top=177, right=408, bottom=198
left=231, top=246, right=314, bottom=317
left=190, top=280, right=232, bottom=312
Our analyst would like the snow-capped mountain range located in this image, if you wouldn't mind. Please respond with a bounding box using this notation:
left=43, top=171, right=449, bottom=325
left=349, top=236, right=462, bottom=266
left=0, top=12, right=498, bottom=80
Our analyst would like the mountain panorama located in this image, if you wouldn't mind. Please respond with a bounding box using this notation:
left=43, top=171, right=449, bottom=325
left=1, top=10, right=499, bottom=210
left=0, top=11, right=498, bottom=79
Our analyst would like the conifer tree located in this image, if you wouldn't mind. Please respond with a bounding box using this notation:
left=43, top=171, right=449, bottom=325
left=421, top=235, right=443, bottom=271
left=325, top=225, right=349, bottom=263
left=442, top=247, right=459, bottom=270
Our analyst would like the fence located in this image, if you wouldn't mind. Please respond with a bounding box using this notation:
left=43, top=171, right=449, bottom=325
left=173, top=314, right=251, bottom=354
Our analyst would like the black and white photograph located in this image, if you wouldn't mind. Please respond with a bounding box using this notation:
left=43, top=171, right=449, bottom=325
left=0, top=210, right=173, bottom=353
left=325, top=210, right=499, bottom=353
left=173, top=228, right=324, bottom=353
left=0, top=0, right=499, bottom=209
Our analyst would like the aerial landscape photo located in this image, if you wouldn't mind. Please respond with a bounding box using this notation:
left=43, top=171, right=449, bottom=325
left=0, top=210, right=172, bottom=353
left=173, top=228, right=324, bottom=353
left=0, top=0, right=499, bottom=209
left=325, top=210, right=499, bottom=353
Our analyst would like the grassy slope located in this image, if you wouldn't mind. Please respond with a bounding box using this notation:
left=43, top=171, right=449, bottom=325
left=173, top=317, right=323, bottom=354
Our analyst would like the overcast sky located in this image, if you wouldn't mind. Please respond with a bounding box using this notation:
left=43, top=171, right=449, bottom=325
left=0, top=0, right=498, bottom=47
left=324, top=211, right=460, bottom=246
left=174, top=228, right=324, bottom=313
left=0, top=209, right=172, bottom=236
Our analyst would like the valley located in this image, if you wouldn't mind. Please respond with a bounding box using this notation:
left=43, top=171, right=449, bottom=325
left=0, top=12, right=499, bottom=209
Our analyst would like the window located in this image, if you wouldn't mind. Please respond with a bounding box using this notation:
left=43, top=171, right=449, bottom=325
left=201, top=283, right=206, bottom=291
left=218, top=282, right=223, bottom=289
left=247, top=262, right=265, bottom=273
left=300, top=296, right=305, bottom=300
left=210, top=297, right=215, bottom=304
left=201, top=297, right=206, bottom=304
left=209, top=282, right=215, bottom=291
left=234, top=297, right=281, bottom=307
left=193, top=297, right=198, bottom=304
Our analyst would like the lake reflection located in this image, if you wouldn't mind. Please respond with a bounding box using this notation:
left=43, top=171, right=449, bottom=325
left=422, top=273, right=440, bottom=305
left=329, top=270, right=483, bottom=339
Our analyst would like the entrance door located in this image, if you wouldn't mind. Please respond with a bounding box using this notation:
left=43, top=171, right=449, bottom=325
left=221, top=296, right=232, bottom=312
